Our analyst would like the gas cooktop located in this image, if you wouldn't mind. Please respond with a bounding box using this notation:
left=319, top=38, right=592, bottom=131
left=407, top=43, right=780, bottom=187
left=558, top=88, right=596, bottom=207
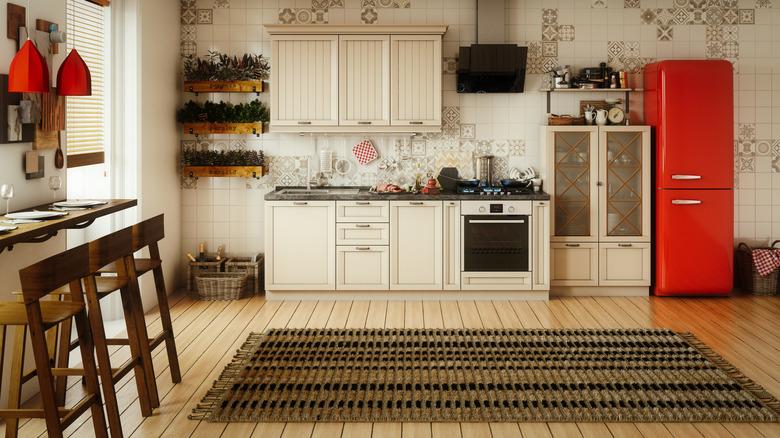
left=456, top=185, right=536, bottom=196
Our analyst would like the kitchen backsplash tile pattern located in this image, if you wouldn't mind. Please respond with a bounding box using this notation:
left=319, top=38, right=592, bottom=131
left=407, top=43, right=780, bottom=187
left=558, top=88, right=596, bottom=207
left=179, top=0, right=780, bottom=259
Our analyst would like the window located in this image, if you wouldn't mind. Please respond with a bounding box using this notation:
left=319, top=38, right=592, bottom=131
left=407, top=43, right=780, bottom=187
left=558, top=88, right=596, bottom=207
left=65, top=0, right=109, bottom=168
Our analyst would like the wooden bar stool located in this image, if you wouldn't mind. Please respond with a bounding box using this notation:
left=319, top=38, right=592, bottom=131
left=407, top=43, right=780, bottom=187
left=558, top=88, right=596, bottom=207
left=0, top=244, right=109, bottom=438
left=99, top=215, right=181, bottom=390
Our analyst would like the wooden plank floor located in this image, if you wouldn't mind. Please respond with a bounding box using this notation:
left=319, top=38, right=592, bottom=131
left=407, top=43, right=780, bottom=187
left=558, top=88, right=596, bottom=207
left=6, top=294, right=780, bottom=438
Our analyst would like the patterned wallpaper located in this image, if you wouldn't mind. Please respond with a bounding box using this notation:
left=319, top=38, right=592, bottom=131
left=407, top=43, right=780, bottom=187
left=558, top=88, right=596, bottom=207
left=179, top=0, right=779, bottom=257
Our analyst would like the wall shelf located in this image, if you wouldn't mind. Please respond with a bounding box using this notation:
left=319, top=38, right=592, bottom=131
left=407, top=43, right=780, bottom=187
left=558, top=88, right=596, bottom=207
left=183, top=80, right=265, bottom=95
left=542, top=88, right=641, bottom=115
left=182, top=165, right=265, bottom=179
left=182, top=122, right=267, bottom=137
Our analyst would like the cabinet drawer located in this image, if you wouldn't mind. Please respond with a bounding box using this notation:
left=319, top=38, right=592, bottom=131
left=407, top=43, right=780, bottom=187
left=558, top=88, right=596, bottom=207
left=336, top=246, right=390, bottom=290
left=461, top=272, right=531, bottom=291
left=336, top=201, right=390, bottom=223
left=599, top=243, right=650, bottom=286
left=550, top=242, right=598, bottom=286
left=336, top=223, right=389, bottom=245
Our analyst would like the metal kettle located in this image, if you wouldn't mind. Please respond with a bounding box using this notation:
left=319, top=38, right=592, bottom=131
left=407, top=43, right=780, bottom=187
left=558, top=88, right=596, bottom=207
left=475, top=155, right=495, bottom=186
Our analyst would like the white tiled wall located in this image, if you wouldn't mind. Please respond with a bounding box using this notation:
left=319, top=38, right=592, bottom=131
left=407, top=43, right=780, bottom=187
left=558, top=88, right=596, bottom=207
left=180, top=0, right=780, bottom=265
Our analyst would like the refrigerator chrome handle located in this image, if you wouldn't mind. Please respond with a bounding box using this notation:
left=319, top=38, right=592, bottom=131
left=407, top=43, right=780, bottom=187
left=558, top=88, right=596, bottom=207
left=671, top=199, right=702, bottom=205
left=671, top=174, right=702, bottom=180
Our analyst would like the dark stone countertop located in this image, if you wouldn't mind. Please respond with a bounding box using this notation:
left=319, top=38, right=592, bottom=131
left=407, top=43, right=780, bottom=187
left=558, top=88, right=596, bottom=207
left=264, top=186, right=551, bottom=201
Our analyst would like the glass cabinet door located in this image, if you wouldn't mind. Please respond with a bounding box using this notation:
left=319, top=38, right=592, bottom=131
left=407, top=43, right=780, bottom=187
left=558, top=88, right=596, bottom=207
left=554, top=131, right=595, bottom=238
left=604, top=131, right=644, bottom=237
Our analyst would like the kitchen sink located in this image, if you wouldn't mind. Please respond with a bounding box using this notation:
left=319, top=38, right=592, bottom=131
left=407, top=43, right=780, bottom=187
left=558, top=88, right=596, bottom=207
left=279, top=188, right=361, bottom=195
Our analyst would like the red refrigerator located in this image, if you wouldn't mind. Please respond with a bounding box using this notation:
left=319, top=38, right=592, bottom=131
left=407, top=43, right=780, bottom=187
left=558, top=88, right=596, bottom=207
left=644, top=60, right=734, bottom=296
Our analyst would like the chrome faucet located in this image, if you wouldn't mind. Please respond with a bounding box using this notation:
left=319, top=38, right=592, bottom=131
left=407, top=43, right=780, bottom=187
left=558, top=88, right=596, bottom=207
left=305, top=157, right=311, bottom=190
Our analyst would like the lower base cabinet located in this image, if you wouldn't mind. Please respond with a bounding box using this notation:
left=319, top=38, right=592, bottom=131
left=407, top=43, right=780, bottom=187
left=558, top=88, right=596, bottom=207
left=336, top=246, right=390, bottom=290
left=550, top=243, right=599, bottom=286
left=390, top=201, right=443, bottom=290
left=550, top=241, right=650, bottom=287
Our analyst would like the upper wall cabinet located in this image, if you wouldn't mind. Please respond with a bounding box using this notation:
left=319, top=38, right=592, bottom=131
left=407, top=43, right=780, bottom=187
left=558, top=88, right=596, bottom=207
left=265, top=25, right=447, bottom=133
left=339, top=35, right=390, bottom=126
left=271, top=35, right=339, bottom=127
left=391, top=35, right=442, bottom=127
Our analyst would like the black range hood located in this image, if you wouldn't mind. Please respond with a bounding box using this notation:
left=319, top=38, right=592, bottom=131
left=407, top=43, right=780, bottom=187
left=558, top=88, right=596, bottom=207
left=457, top=44, right=528, bottom=93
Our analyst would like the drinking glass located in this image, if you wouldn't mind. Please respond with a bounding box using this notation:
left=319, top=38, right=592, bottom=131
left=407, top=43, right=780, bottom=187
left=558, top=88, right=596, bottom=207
left=49, top=176, right=62, bottom=203
left=0, top=184, right=14, bottom=216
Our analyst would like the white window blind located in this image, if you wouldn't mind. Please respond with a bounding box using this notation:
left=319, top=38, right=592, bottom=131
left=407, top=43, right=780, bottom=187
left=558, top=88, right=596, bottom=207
left=65, top=0, right=108, bottom=166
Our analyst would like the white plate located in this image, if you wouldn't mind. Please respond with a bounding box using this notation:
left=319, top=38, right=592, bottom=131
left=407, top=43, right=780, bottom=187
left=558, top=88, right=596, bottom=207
left=53, top=200, right=107, bottom=208
left=0, top=225, right=18, bottom=233
left=5, top=211, right=69, bottom=220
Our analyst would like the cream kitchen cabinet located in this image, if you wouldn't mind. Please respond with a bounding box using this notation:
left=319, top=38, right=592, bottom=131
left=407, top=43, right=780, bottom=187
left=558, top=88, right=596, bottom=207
left=265, top=201, right=336, bottom=290
left=265, top=25, right=446, bottom=133
left=443, top=201, right=460, bottom=290
left=544, top=125, right=651, bottom=293
left=531, top=201, right=550, bottom=291
left=390, top=35, right=442, bottom=127
left=339, top=35, right=390, bottom=126
left=390, top=201, right=443, bottom=290
left=270, top=35, right=339, bottom=127
left=336, top=246, right=390, bottom=290
left=336, top=200, right=390, bottom=223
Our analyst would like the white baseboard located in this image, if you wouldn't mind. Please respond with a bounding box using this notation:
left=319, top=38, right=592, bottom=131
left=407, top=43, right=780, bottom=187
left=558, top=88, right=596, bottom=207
left=550, top=286, right=649, bottom=297
left=265, top=289, right=550, bottom=301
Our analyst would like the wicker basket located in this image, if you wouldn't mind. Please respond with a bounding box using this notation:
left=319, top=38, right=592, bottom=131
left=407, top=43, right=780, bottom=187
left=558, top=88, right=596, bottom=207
left=736, top=241, right=780, bottom=295
left=225, top=253, right=264, bottom=294
left=187, top=257, right=226, bottom=293
left=194, top=272, right=249, bottom=300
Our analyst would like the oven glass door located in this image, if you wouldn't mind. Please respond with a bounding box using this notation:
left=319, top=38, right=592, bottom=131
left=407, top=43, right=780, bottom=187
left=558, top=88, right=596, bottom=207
left=463, top=215, right=529, bottom=272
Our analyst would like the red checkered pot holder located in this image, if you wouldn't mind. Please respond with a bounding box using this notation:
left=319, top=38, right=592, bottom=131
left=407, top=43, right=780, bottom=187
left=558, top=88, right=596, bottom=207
left=752, top=249, right=780, bottom=276
left=352, top=139, right=379, bottom=165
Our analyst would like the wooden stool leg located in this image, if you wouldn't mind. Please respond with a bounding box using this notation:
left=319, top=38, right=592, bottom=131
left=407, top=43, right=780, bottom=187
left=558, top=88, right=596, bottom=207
left=116, top=281, right=156, bottom=415
left=84, top=279, right=126, bottom=437
left=53, top=316, right=72, bottom=406
left=5, top=325, right=27, bottom=438
left=151, top=263, right=181, bottom=383
left=72, top=309, right=109, bottom=438
left=25, top=307, right=65, bottom=438
left=123, top=257, right=160, bottom=409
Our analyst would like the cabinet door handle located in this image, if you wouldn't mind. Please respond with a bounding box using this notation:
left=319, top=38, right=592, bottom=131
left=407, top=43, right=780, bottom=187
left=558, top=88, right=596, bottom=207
left=409, top=121, right=423, bottom=125
left=672, top=174, right=701, bottom=180
left=671, top=199, right=702, bottom=205
left=409, top=201, right=424, bottom=206
left=565, top=243, right=580, bottom=247
left=618, top=243, right=633, bottom=248
left=355, top=201, right=370, bottom=205
left=293, top=201, right=308, bottom=206
left=358, top=121, right=372, bottom=125
left=297, top=121, right=312, bottom=125
left=356, top=247, right=371, bottom=251
left=596, top=181, right=604, bottom=187
left=355, top=224, right=371, bottom=228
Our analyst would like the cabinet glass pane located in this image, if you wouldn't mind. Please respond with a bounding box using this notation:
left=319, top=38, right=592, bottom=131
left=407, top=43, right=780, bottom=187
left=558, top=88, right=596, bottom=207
left=606, top=131, right=643, bottom=236
left=554, top=131, right=591, bottom=236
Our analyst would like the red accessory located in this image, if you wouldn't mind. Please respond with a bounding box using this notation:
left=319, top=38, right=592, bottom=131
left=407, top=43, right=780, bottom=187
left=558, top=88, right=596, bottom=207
left=752, top=249, right=780, bottom=277
left=352, top=139, right=379, bottom=165
left=9, top=39, right=50, bottom=93
left=57, top=49, right=92, bottom=96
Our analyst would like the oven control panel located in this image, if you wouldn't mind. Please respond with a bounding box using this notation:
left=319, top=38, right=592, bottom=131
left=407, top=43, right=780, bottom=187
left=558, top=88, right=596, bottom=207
left=460, top=201, right=532, bottom=215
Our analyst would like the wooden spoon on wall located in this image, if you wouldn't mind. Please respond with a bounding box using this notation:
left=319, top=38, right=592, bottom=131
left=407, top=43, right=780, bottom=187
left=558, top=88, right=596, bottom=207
left=55, top=131, right=64, bottom=169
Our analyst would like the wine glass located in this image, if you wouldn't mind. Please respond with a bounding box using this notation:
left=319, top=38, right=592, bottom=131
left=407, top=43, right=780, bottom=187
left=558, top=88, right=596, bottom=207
left=0, top=184, right=14, bottom=216
left=48, top=176, right=62, bottom=203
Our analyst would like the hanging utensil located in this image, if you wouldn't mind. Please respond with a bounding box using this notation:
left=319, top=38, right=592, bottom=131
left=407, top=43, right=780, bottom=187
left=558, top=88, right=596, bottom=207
left=54, top=131, right=64, bottom=169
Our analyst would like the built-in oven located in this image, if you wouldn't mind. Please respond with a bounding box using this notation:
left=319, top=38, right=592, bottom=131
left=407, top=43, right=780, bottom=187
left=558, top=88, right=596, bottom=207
left=461, top=201, right=532, bottom=272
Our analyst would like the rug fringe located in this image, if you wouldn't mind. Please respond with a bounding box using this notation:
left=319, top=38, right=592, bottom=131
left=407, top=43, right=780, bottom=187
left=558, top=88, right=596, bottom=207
left=189, top=332, right=265, bottom=421
left=679, top=332, right=780, bottom=419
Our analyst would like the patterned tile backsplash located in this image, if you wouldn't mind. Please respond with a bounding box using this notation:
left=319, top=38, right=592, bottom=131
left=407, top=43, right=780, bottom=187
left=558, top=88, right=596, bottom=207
left=179, top=0, right=780, bottom=257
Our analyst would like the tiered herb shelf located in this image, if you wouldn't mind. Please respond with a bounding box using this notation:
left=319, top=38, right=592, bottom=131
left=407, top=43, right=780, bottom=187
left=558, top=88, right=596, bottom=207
left=540, top=88, right=642, bottom=114
left=182, top=121, right=267, bottom=137
left=184, top=80, right=265, bottom=95
left=182, top=165, right=265, bottom=179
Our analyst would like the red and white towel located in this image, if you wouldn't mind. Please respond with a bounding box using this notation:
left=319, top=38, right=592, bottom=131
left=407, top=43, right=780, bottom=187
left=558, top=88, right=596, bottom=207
left=752, top=249, right=780, bottom=276
left=352, top=139, right=378, bottom=166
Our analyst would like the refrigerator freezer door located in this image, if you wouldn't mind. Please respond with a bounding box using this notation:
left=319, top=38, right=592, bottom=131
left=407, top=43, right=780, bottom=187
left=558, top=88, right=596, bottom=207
left=655, top=189, right=733, bottom=295
left=653, top=60, right=733, bottom=189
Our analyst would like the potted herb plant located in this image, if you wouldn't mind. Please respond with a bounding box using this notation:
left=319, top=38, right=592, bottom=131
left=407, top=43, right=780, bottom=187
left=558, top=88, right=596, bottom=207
left=176, top=100, right=270, bottom=136
left=182, top=149, right=266, bottom=179
left=183, top=51, right=270, bottom=94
